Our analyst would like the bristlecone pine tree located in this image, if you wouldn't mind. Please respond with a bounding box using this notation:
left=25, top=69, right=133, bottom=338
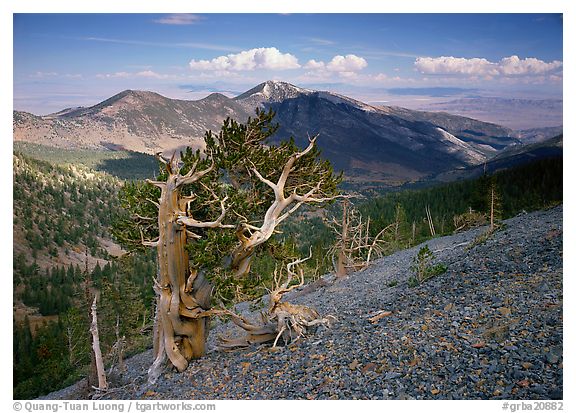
left=204, top=111, right=342, bottom=279
left=113, top=110, right=342, bottom=382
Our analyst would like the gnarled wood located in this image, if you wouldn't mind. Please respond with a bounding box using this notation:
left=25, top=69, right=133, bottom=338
left=219, top=252, right=335, bottom=349
left=144, top=155, right=228, bottom=383
left=231, top=137, right=344, bottom=278
left=328, top=200, right=392, bottom=275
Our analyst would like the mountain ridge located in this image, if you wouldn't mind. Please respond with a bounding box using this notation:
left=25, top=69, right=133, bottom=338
left=14, top=80, right=521, bottom=185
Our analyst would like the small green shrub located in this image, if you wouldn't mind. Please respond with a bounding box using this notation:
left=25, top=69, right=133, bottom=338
left=409, top=245, right=447, bottom=286
left=407, top=276, right=419, bottom=288
left=467, top=222, right=506, bottom=250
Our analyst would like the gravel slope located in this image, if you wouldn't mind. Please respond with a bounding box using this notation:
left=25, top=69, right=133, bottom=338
left=44, top=205, right=563, bottom=400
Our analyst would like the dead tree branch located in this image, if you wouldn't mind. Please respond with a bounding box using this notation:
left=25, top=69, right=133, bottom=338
left=231, top=137, right=345, bottom=278
left=329, top=201, right=392, bottom=275
left=219, top=252, right=334, bottom=349
left=90, top=293, right=108, bottom=391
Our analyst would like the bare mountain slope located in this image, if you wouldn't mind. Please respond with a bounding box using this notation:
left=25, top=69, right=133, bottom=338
left=43, top=206, right=563, bottom=400
left=434, top=135, right=563, bottom=183
left=234, top=81, right=516, bottom=184
left=14, top=90, right=252, bottom=154
left=15, top=81, right=518, bottom=185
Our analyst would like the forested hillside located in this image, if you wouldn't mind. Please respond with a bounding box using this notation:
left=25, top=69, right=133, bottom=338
left=13, top=153, right=122, bottom=267
left=360, top=156, right=563, bottom=236
left=13, top=153, right=157, bottom=399
left=282, top=156, right=563, bottom=275
left=13, top=142, right=158, bottom=180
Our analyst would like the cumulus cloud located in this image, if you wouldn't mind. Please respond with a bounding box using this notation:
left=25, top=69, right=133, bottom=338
left=498, top=55, right=563, bottom=75
left=414, top=55, right=562, bottom=78
left=189, top=47, right=300, bottom=71
left=154, top=14, right=203, bottom=25
left=304, top=59, right=325, bottom=69
left=298, top=54, right=368, bottom=82
left=326, top=54, right=368, bottom=72
left=414, top=56, right=495, bottom=76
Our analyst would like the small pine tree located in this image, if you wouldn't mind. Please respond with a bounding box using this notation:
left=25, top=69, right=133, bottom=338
left=488, top=178, right=502, bottom=231
left=409, top=245, right=447, bottom=286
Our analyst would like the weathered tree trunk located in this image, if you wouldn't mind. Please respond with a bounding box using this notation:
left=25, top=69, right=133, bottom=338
left=114, top=315, right=126, bottom=373
left=148, top=172, right=209, bottom=376
left=425, top=205, right=436, bottom=237
left=90, top=294, right=108, bottom=391
left=145, top=156, right=228, bottom=383
left=336, top=199, right=349, bottom=277
left=67, top=326, right=74, bottom=365
left=230, top=227, right=255, bottom=278
left=83, top=264, right=98, bottom=389
left=490, top=186, right=495, bottom=231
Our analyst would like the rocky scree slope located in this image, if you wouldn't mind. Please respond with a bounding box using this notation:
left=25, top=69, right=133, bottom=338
left=45, top=205, right=563, bottom=400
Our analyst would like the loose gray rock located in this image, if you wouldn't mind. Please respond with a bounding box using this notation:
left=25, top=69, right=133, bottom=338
left=43, top=206, right=563, bottom=400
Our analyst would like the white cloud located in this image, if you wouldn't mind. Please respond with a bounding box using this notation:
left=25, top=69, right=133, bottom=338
left=498, top=55, right=563, bottom=75
left=189, top=47, right=300, bottom=71
left=95, top=70, right=173, bottom=80
left=29, top=71, right=83, bottom=80
left=96, top=72, right=132, bottom=79
left=63, top=73, right=83, bottom=79
left=414, top=56, right=496, bottom=76
left=153, top=14, right=203, bottom=25
left=298, top=55, right=368, bottom=83
left=135, top=70, right=171, bottom=79
left=303, top=37, right=336, bottom=46
left=415, top=55, right=562, bottom=78
left=304, top=59, right=325, bottom=69
left=30, top=71, right=59, bottom=78
left=326, top=54, right=368, bottom=72
left=372, top=73, right=390, bottom=82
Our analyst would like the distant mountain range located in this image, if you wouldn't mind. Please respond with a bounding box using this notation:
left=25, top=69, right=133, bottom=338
left=15, top=80, right=555, bottom=185
left=14, top=90, right=252, bottom=154
left=416, top=97, right=563, bottom=130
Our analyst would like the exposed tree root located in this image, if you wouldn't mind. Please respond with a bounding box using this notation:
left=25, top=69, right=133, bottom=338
left=218, top=252, right=336, bottom=349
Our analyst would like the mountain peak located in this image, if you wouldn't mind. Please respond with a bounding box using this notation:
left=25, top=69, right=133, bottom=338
left=112, top=89, right=164, bottom=101
left=261, top=80, right=310, bottom=96
left=235, top=80, right=311, bottom=105
left=199, top=92, right=231, bottom=103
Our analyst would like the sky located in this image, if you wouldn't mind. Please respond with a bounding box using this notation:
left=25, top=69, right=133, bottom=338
left=13, top=13, right=564, bottom=115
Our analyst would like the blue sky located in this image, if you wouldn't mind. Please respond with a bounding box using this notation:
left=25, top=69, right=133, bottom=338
left=13, top=13, right=563, bottom=114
